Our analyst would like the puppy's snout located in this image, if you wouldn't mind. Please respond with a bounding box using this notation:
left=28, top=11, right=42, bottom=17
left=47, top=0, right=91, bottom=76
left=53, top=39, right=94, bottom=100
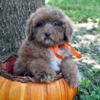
left=45, top=32, right=51, bottom=37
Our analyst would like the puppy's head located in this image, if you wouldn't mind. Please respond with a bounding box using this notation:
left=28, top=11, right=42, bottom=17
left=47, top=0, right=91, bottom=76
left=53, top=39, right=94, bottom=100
left=26, top=6, right=74, bottom=47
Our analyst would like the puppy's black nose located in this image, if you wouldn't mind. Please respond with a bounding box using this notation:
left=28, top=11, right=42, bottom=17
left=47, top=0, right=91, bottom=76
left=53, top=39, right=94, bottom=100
left=45, top=32, right=51, bottom=37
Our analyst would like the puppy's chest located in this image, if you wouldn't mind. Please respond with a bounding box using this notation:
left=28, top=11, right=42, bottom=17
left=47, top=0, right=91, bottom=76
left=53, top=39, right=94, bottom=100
left=49, top=49, right=67, bottom=72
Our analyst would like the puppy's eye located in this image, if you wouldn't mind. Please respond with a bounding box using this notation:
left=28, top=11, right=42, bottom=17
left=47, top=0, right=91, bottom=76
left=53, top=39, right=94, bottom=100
left=35, top=21, right=45, bottom=27
left=53, top=21, right=63, bottom=26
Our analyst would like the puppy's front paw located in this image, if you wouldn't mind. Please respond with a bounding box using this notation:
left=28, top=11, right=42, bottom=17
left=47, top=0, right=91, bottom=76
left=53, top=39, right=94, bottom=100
left=65, top=74, right=81, bottom=87
left=34, top=70, right=56, bottom=82
left=69, top=78, right=81, bottom=87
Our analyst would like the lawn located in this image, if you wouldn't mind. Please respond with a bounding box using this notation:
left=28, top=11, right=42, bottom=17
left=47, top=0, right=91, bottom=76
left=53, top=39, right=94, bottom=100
left=73, top=27, right=100, bottom=100
left=46, top=0, right=100, bottom=23
left=46, top=0, right=100, bottom=100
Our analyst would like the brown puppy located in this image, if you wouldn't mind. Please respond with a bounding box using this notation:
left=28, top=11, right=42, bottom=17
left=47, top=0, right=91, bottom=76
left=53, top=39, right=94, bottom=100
left=14, top=6, right=81, bottom=87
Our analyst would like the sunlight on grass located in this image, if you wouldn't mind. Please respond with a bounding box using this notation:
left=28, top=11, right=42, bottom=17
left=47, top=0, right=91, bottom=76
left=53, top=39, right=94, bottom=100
left=83, top=34, right=96, bottom=40
left=93, top=65, right=100, bottom=69
left=45, top=0, right=50, bottom=4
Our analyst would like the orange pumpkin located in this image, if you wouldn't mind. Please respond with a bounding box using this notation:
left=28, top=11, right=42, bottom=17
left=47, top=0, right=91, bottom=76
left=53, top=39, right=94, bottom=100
left=0, top=56, right=78, bottom=100
left=0, top=76, right=77, bottom=100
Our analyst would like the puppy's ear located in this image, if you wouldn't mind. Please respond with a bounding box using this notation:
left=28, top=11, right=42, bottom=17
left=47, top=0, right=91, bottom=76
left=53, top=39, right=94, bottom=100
left=64, top=16, right=75, bottom=42
left=25, top=13, right=35, bottom=41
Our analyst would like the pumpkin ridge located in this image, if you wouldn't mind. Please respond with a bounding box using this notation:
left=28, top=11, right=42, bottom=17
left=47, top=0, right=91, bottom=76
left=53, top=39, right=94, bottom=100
left=45, top=84, right=48, bottom=100
left=0, top=78, right=9, bottom=100
left=4, top=79, right=12, bottom=100
left=62, top=79, right=68, bottom=100
left=59, top=79, right=66, bottom=100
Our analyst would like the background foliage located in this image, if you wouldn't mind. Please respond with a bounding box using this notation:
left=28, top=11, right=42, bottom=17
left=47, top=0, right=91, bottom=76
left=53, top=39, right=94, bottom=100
left=46, top=0, right=100, bottom=100
left=46, top=0, right=100, bottom=23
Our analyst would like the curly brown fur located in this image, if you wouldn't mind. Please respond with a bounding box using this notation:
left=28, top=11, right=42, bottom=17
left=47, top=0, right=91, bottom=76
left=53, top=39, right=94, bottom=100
left=14, top=6, right=81, bottom=87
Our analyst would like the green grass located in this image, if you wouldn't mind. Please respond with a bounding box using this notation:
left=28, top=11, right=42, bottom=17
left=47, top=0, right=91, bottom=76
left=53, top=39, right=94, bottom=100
left=72, top=28, right=100, bottom=100
left=46, top=0, right=100, bottom=22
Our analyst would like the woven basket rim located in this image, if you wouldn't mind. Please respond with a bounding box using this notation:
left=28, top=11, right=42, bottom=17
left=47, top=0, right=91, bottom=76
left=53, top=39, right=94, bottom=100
left=0, top=69, right=63, bottom=83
